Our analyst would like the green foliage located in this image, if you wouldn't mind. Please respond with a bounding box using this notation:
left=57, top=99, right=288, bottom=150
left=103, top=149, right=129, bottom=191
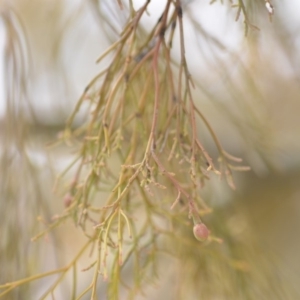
left=2, top=1, right=297, bottom=300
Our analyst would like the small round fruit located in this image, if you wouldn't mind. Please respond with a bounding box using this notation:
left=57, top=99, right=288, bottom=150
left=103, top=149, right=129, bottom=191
left=193, top=223, right=210, bottom=242
left=63, top=193, right=73, bottom=208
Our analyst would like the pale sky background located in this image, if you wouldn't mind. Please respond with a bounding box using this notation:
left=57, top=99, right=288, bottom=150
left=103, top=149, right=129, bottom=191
left=0, top=0, right=300, bottom=117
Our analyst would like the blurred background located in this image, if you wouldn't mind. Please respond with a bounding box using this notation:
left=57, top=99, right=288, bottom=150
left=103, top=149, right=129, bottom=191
left=0, top=0, right=300, bottom=299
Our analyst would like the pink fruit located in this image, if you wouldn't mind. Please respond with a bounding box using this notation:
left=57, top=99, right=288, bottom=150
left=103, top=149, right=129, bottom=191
left=63, top=193, right=73, bottom=208
left=193, top=223, right=210, bottom=242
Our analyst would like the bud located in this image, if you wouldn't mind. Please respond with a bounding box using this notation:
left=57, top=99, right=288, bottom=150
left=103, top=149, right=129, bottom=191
left=63, top=193, right=73, bottom=208
left=193, top=223, right=210, bottom=242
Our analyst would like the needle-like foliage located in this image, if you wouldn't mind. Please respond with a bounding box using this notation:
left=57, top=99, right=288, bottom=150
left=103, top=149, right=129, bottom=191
left=2, top=1, right=298, bottom=300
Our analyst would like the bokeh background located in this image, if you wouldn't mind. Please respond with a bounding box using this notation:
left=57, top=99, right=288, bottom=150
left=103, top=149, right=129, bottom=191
left=1, top=0, right=300, bottom=299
